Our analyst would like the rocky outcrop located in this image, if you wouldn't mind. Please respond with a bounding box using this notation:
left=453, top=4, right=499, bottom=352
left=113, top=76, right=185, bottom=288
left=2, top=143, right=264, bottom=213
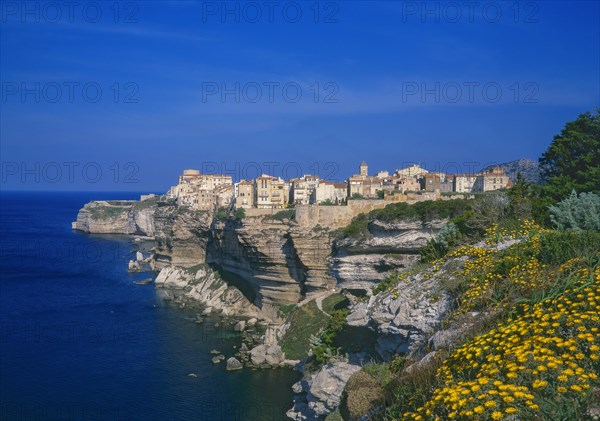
left=287, top=358, right=365, bottom=420
left=154, top=265, right=260, bottom=318
left=346, top=266, right=452, bottom=360
left=226, top=357, right=243, bottom=371
left=484, top=158, right=541, bottom=184
left=152, top=203, right=212, bottom=269
left=73, top=199, right=157, bottom=236
left=74, top=198, right=450, bottom=309
left=249, top=344, right=285, bottom=367
left=331, top=219, right=446, bottom=291
left=73, top=201, right=135, bottom=234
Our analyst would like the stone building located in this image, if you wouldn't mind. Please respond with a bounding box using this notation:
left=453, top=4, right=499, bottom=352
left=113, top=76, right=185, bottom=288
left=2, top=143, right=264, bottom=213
left=480, top=167, right=511, bottom=191
left=454, top=174, right=479, bottom=193
left=255, top=175, right=289, bottom=209
left=290, top=175, right=320, bottom=205
left=235, top=180, right=255, bottom=209
left=214, top=184, right=234, bottom=208
left=312, top=181, right=348, bottom=204
left=347, top=161, right=384, bottom=199
left=453, top=167, right=511, bottom=193
left=166, top=169, right=234, bottom=211
left=423, top=173, right=454, bottom=192
left=394, top=164, right=429, bottom=178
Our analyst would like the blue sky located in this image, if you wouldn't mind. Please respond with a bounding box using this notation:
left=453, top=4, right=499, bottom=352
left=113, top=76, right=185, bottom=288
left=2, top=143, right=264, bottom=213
left=1, top=0, right=598, bottom=191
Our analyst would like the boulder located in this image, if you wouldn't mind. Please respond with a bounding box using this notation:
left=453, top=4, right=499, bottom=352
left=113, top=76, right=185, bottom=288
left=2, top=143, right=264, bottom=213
left=250, top=345, right=267, bottom=366
left=234, top=320, right=246, bottom=332
left=249, top=344, right=284, bottom=367
left=265, top=346, right=284, bottom=366
left=128, top=259, right=141, bottom=272
left=307, top=362, right=362, bottom=418
left=226, top=357, right=243, bottom=371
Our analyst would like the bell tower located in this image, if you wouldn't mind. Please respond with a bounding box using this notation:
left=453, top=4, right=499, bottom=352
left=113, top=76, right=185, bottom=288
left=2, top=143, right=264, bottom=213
left=359, top=161, right=368, bottom=176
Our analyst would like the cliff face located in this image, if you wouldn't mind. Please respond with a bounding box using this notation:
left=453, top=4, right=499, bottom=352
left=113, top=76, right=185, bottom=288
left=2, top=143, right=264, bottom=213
left=152, top=203, right=212, bottom=269
left=73, top=200, right=156, bottom=236
left=154, top=265, right=260, bottom=318
left=74, top=201, right=449, bottom=311
left=208, top=217, right=336, bottom=306
left=331, top=219, right=446, bottom=291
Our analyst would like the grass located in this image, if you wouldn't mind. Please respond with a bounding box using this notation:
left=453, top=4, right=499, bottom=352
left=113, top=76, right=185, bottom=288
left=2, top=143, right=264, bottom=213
left=132, top=195, right=161, bottom=210
left=363, top=363, right=394, bottom=387
left=278, top=303, right=296, bottom=317
left=280, top=300, right=329, bottom=360
left=88, top=205, right=130, bottom=220
left=321, top=293, right=350, bottom=315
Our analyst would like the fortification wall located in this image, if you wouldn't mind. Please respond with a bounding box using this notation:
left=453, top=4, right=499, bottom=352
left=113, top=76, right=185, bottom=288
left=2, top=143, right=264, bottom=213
left=296, top=191, right=472, bottom=228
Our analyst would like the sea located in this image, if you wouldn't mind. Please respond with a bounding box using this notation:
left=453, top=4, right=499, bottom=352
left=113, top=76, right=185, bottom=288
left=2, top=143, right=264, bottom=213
left=0, top=191, right=299, bottom=421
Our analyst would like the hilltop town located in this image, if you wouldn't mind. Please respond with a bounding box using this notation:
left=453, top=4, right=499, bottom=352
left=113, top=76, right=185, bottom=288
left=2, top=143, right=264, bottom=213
left=160, top=161, right=512, bottom=211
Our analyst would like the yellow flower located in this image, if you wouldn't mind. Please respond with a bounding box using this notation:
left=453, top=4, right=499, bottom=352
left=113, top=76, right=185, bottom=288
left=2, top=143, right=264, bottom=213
left=491, top=411, right=503, bottom=420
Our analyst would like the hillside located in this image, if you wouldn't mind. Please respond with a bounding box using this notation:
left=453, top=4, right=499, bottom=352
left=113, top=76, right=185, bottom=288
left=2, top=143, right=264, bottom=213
left=484, top=159, right=541, bottom=184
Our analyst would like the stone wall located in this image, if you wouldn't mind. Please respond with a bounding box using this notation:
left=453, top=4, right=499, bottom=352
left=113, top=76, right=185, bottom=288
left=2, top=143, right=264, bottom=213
left=296, top=192, right=472, bottom=229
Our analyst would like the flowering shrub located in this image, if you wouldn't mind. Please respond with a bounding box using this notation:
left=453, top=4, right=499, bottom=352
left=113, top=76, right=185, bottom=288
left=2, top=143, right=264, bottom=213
left=403, top=259, right=599, bottom=420
left=380, top=223, right=600, bottom=420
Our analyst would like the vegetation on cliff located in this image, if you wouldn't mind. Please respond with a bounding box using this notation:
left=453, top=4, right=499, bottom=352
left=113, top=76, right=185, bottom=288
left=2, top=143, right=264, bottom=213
left=339, top=199, right=471, bottom=240
left=280, top=301, right=330, bottom=360
left=347, top=110, right=600, bottom=421
left=388, top=226, right=600, bottom=420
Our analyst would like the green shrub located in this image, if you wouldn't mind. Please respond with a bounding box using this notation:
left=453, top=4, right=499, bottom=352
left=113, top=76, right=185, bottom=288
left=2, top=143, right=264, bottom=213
left=372, top=272, right=400, bottom=295
left=362, top=363, right=393, bottom=386
left=341, top=368, right=387, bottom=420
left=269, top=209, right=295, bottom=221
left=420, top=222, right=464, bottom=262
left=369, top=199, right=471, bottom=223
left=340, top=213, right=370, bottom=239
left=549, top=190, right=600, bottom=231
left=234, top=207, right=245, bottom=221
left=215, top=208, right=229, bottom=220
left=310, top=309, right=349, bottom=364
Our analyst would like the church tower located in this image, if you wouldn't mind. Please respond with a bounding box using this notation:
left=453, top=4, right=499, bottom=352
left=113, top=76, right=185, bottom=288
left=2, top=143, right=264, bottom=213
left=359, top=161, right=368, bottom=176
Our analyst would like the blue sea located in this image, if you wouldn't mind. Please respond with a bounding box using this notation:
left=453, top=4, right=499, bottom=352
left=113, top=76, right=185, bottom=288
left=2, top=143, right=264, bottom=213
left=0, top=191, right=299, bottom=421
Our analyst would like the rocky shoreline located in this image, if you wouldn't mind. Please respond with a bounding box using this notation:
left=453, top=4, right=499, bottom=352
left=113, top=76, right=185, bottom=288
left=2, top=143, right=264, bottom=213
left=73, top=197, right=452, bottom=420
